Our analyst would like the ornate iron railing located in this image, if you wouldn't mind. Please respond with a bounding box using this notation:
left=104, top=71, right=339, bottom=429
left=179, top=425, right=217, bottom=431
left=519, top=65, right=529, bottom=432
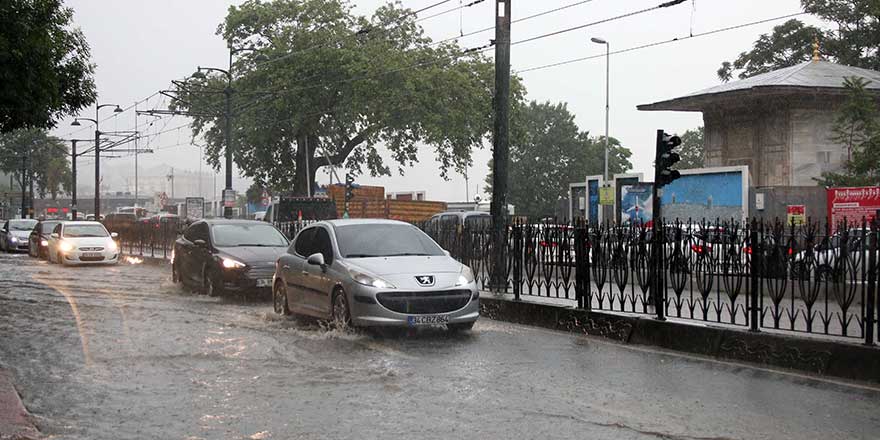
left=421, top=217, right=879, bottom=344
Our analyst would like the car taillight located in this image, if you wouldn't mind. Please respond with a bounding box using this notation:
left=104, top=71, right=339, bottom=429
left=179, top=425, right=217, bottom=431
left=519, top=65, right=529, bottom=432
left=539, top=241, right=558, bottom=248
left=744, top=246, right=752, bottom=255
left=691, top=244, right=711, bottom=254
left=788, top=247, right=793, bottom=255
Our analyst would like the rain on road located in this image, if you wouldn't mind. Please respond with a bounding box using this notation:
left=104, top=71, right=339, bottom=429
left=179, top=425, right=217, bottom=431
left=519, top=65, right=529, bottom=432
left=1, top=252, right=879, bottom=440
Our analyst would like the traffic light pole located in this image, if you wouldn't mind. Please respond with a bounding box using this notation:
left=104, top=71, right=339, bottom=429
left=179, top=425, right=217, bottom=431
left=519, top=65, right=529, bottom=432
left=652, top=129, right=665, bottom=320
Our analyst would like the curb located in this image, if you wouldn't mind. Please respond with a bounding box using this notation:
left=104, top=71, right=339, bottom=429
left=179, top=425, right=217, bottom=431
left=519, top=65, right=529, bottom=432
left=479, top=296, right=880, bottom=384
left=0, top=370, right=39, bottom=440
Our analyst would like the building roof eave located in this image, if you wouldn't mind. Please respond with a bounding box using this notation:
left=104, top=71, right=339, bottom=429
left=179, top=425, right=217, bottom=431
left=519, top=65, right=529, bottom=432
left=636, top=85, right=873, bottom=112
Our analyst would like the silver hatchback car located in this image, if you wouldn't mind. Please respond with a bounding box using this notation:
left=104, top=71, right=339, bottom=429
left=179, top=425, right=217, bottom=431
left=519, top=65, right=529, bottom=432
left=272, top=219, right=479, bottom=330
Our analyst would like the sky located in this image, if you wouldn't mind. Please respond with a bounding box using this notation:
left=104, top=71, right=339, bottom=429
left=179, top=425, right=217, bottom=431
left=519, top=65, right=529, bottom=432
left=50, top=0, right=825, bottom=203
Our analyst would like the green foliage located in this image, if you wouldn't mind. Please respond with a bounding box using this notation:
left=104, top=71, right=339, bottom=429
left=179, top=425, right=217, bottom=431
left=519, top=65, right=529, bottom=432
left=0, top=0, right=96, bottom=132
left=485, top=101, right=632, bottom=219
left=817, top=77, right=880, bottom=186
left=174, top=0, right=513, bottom=196
left=718, top=0, right=880, bottom=81
left=0, top=129, right=72, bottom=199
left=677, top=127, right=704, bottom=170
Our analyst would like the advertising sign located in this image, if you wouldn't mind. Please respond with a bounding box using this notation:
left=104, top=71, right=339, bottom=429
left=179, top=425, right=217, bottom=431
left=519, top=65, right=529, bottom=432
left=659, top=166, right=749, bottom=222
left=185, top=197, right=205, bottom=220
left=586, top=176, right=602, bottom=222
left=619, top=182, right=653, bottom=225
left=222, top=189, right=237, bottom=208
left=599, top=186, right=614, bottom=206
left=786, top=205, right=805, bottom=225
left=827, top=186, right=880, bottom=231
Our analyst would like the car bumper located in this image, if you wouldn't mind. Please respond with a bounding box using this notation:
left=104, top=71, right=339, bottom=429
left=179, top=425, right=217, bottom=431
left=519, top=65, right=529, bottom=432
left=62, top=249, right=119, bottom=265
left=221, top=267, right=274, bottom=293
left=348, top=283, right=480, bottom=327
left=6, top=240, right=28, bottom=252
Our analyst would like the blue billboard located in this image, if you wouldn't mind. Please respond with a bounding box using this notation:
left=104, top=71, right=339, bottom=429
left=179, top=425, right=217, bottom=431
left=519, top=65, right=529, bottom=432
left=620, top=183, right=653, bottom=225
left=660, top=168, right=747, bottom=221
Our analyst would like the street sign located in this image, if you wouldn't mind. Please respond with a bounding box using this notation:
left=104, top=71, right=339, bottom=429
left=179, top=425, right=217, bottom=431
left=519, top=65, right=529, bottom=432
left=222, top=189, right=237, bottom=208
left=599, top=186, right=614, bottom=205
left=185, top=197, right=205, bottom=220
left=787, top=205, right=806, bottom=226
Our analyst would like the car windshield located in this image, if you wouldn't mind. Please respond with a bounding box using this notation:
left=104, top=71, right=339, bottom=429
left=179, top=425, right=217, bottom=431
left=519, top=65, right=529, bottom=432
left=9, top=220, right=38, bottom=231
left=335, top=223, right=445, bottom=258
left=64, top=224, right=108, bottom=238
left=40, top=222, right=60, bottom=233
left=212, top=223, right=288, bottom=247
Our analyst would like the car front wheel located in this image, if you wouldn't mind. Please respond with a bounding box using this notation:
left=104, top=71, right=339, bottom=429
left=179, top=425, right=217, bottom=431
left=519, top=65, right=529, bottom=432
left=273, top=281, right=290, bottom=316
left=331, top=290, right=352, bottom=329
left=203, top=266, right=221, bottom=297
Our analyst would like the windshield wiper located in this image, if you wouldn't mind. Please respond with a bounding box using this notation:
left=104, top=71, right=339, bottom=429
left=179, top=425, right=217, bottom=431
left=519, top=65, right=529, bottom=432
left=384, top=252, right=431, bottom=257
left=345, top=253, right=380, bottom=258
left=234, top=243, right=282, bottom=247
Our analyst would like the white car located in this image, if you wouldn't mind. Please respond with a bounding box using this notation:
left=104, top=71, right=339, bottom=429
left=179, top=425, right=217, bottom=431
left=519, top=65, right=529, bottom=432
left=47, top=221, right=120, bottom=266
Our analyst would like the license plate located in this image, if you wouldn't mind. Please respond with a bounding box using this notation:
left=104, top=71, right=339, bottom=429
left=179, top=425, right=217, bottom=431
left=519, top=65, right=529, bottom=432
left=407, top=315, right=448, bottom=326
left=82, top=252, right=102, bottom=258
left=255, top=279, right=272, bottom=287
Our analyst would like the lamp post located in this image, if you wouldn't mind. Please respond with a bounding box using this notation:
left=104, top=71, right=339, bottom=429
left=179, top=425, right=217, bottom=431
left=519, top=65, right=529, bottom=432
left=74, top=103, right=122, bottom=218
left=591, top=37, right=610, bottom=183
left=191, top=45, right=268, bottom=219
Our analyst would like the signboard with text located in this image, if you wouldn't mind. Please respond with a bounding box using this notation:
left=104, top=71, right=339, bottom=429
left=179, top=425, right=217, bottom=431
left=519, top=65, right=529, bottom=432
left=827, top=186, right=880, bottom=231
left=786, top=205, right=805, bottom=226
left=185, top=197, right=205, bottom=220
left=222, top=189, right=237, bottom=208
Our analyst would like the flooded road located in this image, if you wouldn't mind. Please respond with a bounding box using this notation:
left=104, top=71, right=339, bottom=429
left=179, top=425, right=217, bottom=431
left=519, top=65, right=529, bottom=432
left=1, top=252, right=879, bottom=440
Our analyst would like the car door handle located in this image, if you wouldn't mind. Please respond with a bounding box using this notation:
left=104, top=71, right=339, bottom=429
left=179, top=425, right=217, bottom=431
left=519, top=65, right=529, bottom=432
left=282, top=265, right=290, bottom=269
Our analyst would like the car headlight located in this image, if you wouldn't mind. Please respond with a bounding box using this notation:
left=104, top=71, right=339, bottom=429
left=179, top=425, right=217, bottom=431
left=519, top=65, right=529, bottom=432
left=40, top=240, right=48, bottom=247
left=10, top=237, right=18, bottom=243
left=349, top=269, right=395, bottom=289
left=456, top=266, right=476, bottom=286
left=222, top=258, right=246, bottom=269
left=107, top=240, right=118, bottom=252
left=59, top=241, right=74, bottom=252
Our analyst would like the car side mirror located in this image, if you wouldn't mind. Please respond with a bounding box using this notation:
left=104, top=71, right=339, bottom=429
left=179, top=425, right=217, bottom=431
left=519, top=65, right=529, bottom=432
left=110, top=232, right=118, bottom=239
left=443, top=250, right=451, bottom=257
left=51, top=233, right=59, bottom=239
left=194, top=239, right=207, bottom=247
left=307, top=253, right=326, bottom=269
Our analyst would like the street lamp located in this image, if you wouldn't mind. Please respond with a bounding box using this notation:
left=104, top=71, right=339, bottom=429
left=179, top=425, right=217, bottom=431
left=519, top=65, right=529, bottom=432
left=190, top=45, right=267, bottom=218
left=591, top=37, right=610, bottom=184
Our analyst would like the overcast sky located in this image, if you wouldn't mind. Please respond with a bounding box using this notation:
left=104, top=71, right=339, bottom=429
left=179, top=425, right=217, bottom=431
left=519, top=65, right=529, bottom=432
left=50, top=0, right=824, bottom=202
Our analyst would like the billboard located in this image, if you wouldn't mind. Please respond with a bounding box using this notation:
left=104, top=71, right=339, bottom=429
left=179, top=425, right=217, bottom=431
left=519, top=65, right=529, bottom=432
left=620, top=182, right=653, bottom=225
left=659, top=166, right=749, bottom=222
left=586, top=175, right=603, bottom=223
left=185, top=197, right=205, bottom=220
left=613, top=173, right=642, bottom=224
left=827, top=186, right=880, bottom=231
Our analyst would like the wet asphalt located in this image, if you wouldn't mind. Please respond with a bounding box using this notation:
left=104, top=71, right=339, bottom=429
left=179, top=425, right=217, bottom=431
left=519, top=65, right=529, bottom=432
left=0, top=252, right=879, bottom=440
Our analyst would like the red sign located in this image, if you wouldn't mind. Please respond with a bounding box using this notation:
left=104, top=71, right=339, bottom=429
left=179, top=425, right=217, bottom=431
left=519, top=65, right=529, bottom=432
left=46, top=207, right=58, bottom=213
left=827, top=186, right=880, bottom=231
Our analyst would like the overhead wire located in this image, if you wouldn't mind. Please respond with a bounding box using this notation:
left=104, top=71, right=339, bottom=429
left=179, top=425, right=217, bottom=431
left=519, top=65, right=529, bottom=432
left=516, top=11, right=808, bottom=73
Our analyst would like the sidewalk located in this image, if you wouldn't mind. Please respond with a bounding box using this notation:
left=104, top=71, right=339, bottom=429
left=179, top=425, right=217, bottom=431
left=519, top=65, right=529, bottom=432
left=0, top=369, right=38, bottom=440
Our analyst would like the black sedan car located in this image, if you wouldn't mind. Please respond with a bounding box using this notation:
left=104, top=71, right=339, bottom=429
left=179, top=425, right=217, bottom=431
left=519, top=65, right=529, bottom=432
left=28, top=219, right=63, bottom=259
left=172, top=219, right=289, bottom=296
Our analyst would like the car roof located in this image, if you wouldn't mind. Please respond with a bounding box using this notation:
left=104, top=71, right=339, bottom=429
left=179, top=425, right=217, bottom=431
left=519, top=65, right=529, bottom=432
left=200, top=218, right=269, bottom=226
left=323, top=219, right=411, bottom=227
left=63, top=221, right=103, bottom=226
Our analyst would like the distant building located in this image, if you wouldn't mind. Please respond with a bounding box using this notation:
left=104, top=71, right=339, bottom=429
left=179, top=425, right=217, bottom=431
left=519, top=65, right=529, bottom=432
left=638, top=46, right=880, bottom=220
left=638, top=53, right=880, bottom=187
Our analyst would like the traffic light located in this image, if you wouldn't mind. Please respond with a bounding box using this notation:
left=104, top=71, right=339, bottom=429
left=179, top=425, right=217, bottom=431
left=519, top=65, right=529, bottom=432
left=655, top=130, right=682, bottom=188
left=344, top=174, right=355, bottom=202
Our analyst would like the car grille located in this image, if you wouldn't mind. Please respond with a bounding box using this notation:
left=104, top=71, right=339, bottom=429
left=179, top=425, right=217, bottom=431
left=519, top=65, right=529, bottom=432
left=375, top=290, right=472, bottom=314
left=79, top=247, right=104, bottom=252
left=246, top=265, right=275, bottom=280
left=80, top=255, right=105, bottom=262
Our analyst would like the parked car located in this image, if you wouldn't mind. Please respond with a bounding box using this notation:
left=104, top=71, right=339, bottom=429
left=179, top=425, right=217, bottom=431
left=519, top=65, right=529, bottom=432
left=272, top=219, right=479, bottom=331
left=28, top=219, right=63, bottom=259
left=46, top=221, right=119, bottom=265
left=172, top=219, right=289, bottom=296
left=1, top=218, right=39, bottom=252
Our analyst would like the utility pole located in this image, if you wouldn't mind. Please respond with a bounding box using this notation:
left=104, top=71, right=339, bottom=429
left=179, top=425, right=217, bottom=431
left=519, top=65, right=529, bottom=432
left=167, top=167, right=175, bottom=200
left=134, top=101, right=139, bottom=209
left=71, top=140, right=78, bottom=219
left=489, top=0, right=511, bottom=291
left=20, top=156, right=27, bottom=219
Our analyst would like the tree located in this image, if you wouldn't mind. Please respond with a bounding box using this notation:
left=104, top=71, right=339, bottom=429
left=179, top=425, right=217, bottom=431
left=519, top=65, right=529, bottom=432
left=0, top=0, right=97, bottom=133
left=677, top=127, right=704, bottom=169
left=484, top=101, right=632, bottom=219
left=717, top=0, right=880, bottom=82
left=173, top=0, right=514, bottom=196
left=0, top=129, right=72, bottom=199
left=817, top=77, right=880, bottom=186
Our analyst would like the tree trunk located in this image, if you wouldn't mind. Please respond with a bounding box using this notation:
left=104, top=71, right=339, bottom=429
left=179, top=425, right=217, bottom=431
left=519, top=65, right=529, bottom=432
left=292, top=134, right=319, bottom=197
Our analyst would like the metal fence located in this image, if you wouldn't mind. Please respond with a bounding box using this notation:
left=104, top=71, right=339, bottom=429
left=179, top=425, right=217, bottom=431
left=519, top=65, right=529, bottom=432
left=111, top=219, right=183, bottom=259
left=421, top=218, right=879, bottom=345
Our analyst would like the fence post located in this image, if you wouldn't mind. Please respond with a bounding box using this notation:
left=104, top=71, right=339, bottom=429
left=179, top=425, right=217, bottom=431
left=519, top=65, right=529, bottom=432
left=749, top=218, right=760, bottom=332
left=865, top=221, right=876, bottom=345
left=513, top=221, right=521, bottom=301
left=653, top=220, right=665, bottom=321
